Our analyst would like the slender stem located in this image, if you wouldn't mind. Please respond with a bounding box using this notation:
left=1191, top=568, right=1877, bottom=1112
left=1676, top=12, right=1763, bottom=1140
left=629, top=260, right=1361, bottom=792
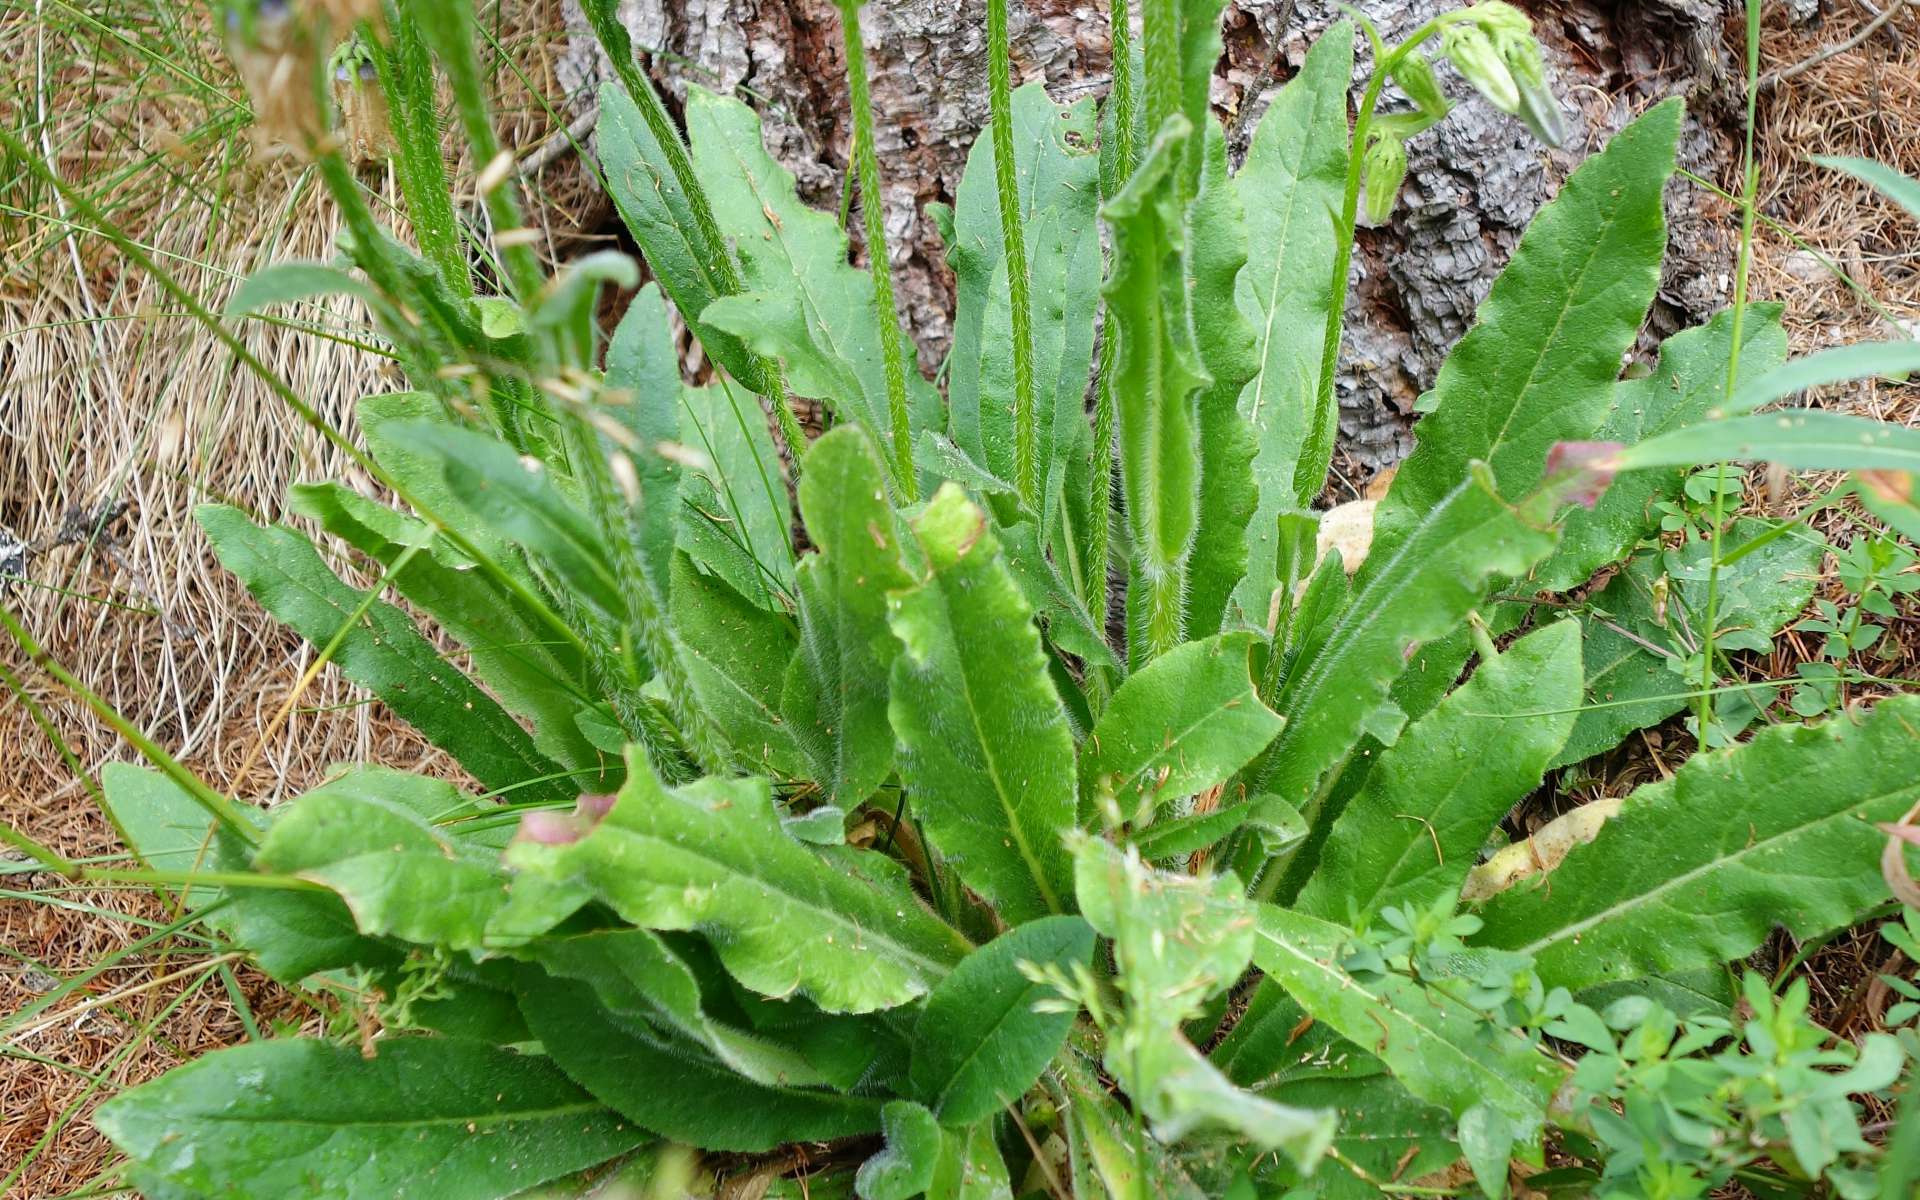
left=1697, top=0, right=1764, bottom=738
left=1137, top=0, right=1179, bottom=135
left=1294, top=62, right=1385, bottom=508
left=1087, top=0, right=1137, bottom=687
left=576, top=0, right=806, bottom=459
left=987, top=0, right=1041, bottom=508
left=837, top=1, right=917, bottom=500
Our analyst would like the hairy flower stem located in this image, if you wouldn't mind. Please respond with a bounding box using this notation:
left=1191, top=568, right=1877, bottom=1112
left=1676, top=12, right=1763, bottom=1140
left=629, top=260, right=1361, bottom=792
left=1087, top=0, right=1138, bottom=690
left=987, top=0, right=1041, bottom=510
left=837, top=1, right=918, bottom=500
left=576, top=0, right=806, bottom=461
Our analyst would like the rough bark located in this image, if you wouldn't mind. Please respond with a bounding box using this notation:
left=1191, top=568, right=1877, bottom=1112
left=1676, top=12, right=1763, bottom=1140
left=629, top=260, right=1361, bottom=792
left=564, top=0, right=1744, bottom=477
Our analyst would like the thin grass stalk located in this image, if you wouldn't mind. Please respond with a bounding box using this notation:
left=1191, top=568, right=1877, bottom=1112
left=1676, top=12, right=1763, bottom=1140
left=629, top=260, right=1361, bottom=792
left=1087, top=0, right=1138, bottom=680
left=987, top=0, right=1040, bottom=509
left=575, top=0, right=808, bottom=460
left=1696, top=0, right=1765, bottom=738
left=836, top=0, right=917, bottom=500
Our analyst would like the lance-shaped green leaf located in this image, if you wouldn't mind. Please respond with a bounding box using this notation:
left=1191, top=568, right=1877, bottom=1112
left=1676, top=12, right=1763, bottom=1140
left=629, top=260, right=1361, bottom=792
left=95, top=1037, right=642, bottom=1200
left=1613, top=408, right=1920, bottom=475
left=1259, top=464, right=1580, bottom=838
left=678, top=380, right=795, bottom=609
left=393, top=422, right=624, bottom=620
left=1473, top=694, right=1920, bottom=992
left=288, top=482, right=604, bottom=778
left=507, top=748, right=968, bottom=1013
left=945, top=83, right=1101, bottom=530
left=197, top=506, right=566, bottom=801
left=516, top=972, right=881, bottom=1152
left=1107, top=115, right=1211, bottom=661
left=888, top=485, right=1078, bottom=923
left=910, top=915, right=1094, bottom=1126
left=1295, top=620, right=1581, bottom=924
left=687, top=88, right=939, bottom=465
left=1534, top=305, right=1788, bottom=593
left=1081, top=632, right=1282, bottom=820
left=604, top=282, right=686, bottom=590
left=670, top=553, right=808, bottom=778
left=356, top=394, right=537, bottom=592
left=598, top=80, right=765, bottom=392
left=1231, top=26, right=1352, bottom=625
left=1254, top=906, right=1564, bottom=1138
left=517, top=926, right=828, bottom=1087
left=1368, top=99, right=1682, bottom=569
left=253, top=769, right=507, bottom=951
left=1720, top=338, right=1920, bottom=416
left=783, top=426, right=915, bottom=805
left=1185, top=120, right=1260, bottom=637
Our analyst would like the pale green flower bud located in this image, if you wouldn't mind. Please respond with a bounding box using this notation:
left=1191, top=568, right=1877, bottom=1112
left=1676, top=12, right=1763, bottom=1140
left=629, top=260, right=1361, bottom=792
left=1464, top=1, right=1532, bottom=38
left=1391, top=53, right=1449, bottom=121
left=1362, top=132, right=1409, bottom=225
left=1496, top=30, right=1567, bottom=147
left=1443, top=24, right=1520, bottom=115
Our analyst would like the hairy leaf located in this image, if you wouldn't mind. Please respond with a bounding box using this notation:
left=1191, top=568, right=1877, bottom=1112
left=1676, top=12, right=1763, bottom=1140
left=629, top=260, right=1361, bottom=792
left=1230, top=25, right=1352, bottom=624
left=909, top=915, right=1094, bottom=1125
left=784, top=427, right=914, bottom=804
left=888, top=485, right=1078, bottom=922
left=670, top=553, right=808, bottom=778
left=506, top=748, right=969, bottom=1012
left=677, top=380, right=796, bottom=609
left=1081, top=632, right=1282, bottom=820
left=1254, top=906, right=1564, bottom=1138
left=857, top=1101, right=943, bottom=1200
left=1297, top=620, right=1582, bottom=923
left=1106, top=115, right=1210, bottom=661
left=288, top=482, right=604, bottom=779
left=198, top=506, right=565, bottom=801
left=1368, top=100, right=1682, bottom=566
left=1474, top=695, right=1920, bottom=991
left=517, top=973, right=880, bottom=1151
left=945, top=82, right=1101, bottom=533
left=688, top=88, right=939, bottom=466
left=1535, top=305, right=1788, bottom=592
left=517, top=926, right=828, bottom=1087
left=253, top=769, right=507, bottom=950
left=598, top=80, right=764, bottom=391
left=603, top=282, right=686, bottom=590
left=95, top=1037, right=641, bottom=1200
left=1185, top=121, right=1260, bottom=637
left=1076, top=839, right=1332, bottom=1169
left=1259, top=465, right=1578, bottom=844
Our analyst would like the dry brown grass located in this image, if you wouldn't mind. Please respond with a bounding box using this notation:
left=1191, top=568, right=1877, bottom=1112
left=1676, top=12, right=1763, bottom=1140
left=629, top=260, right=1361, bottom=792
left=1, top=1, right=602, bottom=1194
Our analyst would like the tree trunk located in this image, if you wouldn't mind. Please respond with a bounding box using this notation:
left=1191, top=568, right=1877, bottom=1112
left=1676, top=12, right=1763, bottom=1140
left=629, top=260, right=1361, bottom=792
left=563, top=0, right=1744, bottom=480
